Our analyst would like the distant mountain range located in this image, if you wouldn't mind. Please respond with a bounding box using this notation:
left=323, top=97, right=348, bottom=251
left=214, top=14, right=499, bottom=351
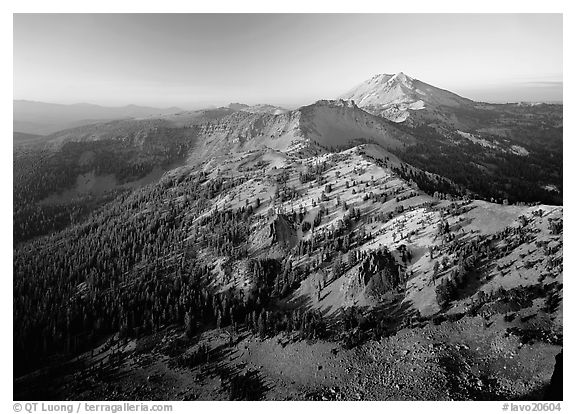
left=14, top=72, right=563, bottom=136
left=13, top=100, right=294, bottom=136
left=13, top=72, right=562, bottom=207
left=13, top=100, right=184, bottom=135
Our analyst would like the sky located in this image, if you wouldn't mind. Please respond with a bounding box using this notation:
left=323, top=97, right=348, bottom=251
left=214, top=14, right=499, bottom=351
left=13, top=14, right=563, bottom=108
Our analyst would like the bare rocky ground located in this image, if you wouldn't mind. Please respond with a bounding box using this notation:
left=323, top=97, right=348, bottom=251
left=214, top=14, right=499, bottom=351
left=15, top=309, right=560, bottom=401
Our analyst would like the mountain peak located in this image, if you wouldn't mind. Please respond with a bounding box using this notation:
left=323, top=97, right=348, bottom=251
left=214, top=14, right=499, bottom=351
left=390, top=72, right=411, bottom=83
left=339, top=72, right=472, bottom=123
left=367, top=72, right=413, bottom=85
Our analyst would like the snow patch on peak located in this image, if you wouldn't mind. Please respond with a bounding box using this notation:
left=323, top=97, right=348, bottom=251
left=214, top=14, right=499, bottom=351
left=408, top=100, right=425, bottom=110
left=369, top=74, right=395, bottom=84
left=387, top=72, right=415, bottom=88
left=391, top=72, right=408, bottom=81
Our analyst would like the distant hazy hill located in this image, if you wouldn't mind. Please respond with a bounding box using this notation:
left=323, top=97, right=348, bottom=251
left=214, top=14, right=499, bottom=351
left=13, top=100, right=183, bottom=135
